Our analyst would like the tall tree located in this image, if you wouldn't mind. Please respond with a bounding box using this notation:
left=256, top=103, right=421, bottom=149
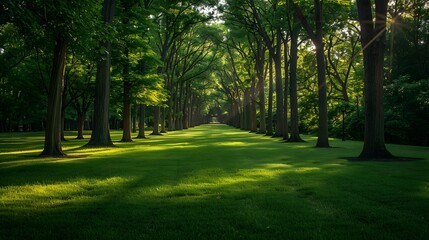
left=293, top=0, right=329, bottom=147
left=4, top=0, right=99, bottom=156
left=255, top=39, right=267, bottom=134
left=356, top=0, right=393, bottom=159
left=282, top=31, right=289, bottom=140
left=40, top=34, right=67, bottom=156
left=248, top=0, right=285, bottom=137
left=87, top=0, right=115, bottom=147
left=288, top=21, right=304, bottom=142
left=266, top=52, right=274, bottom=136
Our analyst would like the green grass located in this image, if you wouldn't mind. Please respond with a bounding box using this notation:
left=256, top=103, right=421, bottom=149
left=0, top=124, right=428, bottom=239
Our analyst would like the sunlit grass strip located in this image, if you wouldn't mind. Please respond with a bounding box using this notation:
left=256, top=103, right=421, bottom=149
left=0, top=177, right=131, bottom=208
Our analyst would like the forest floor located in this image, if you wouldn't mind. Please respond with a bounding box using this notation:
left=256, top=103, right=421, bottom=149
left=0, top=124, right=428, bottom=239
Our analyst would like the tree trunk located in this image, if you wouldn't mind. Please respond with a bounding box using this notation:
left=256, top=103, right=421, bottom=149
left=86, top=0, right=115, bottom=147
left=314, top=0, right=329, bottom=148
left=232, top=99, right=240, bottom=128
left=167, top=96, right=174, bottom=131
left=160, top=106, right=166, bottom=133
left=171, top=91, right=177, bottom=131
left=136, top=104, right=146, bottom=138
left=76, top=111, right=85, bottom=139
left=121, top=81, right=132, bottom=142
left=289, top=29, right=304, bottom=142
left=61, top=107, right=66, bottom=141
left=266, top=54, right=274, bottom=136
left=121, top=47, right=132, bottom=142
left=183, top=84, right=190, bottom=129
left=151, top=106, right=161, bottom=135
left=250, top=80, right=257, bottom=132
left=243, top=88, right=250, bottom=130
left=257, top=42, right=266, bottom=134
left=357, top=0, right=393, bottom=159
left=179, top=82, right=185, bottom=130
left=132, top=105, right=137, bottom=133
left=293, top=0, right=328, bottom=146
left=315, top=42, right=329, bottom=147
left=177, top=83, right=184, bottom=130
left=189, top=93, right=194, bottom=127
left=283, top=34, right=289, bottom=140
left=183, top=103, right=189, bottom=129
left=273, top=31, right=284, bottom=137
left=40, top=34, right=67, bottom=157
left=239, top=100, right=244, bottom=129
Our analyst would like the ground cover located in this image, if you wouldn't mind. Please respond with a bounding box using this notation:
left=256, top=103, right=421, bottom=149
left=0, top=124, right=428, bottom=239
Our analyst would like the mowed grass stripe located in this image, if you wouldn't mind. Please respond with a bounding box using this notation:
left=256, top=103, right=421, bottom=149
left=0, top=124, right=428, bottom=239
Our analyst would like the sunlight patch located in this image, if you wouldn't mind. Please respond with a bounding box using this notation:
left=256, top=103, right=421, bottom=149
left=0, top=177, right=130, bottom=208
left=261, top=163, right=293, bottom=169
left=216, top=141, right=251, bottom=146
left=0, top=149, right=41, bottom=156
left=295, top=167, right=320, bottom=173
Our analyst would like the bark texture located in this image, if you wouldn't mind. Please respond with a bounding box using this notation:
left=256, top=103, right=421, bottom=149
left=266, top=55, right=274, bottom=136
left=136, top=104, right=146, bottom=138
left=256, top=41, right=266, bottom=134
left=87, top=0, right=115, bottom=147
left=289, top=29, right=304, bottom=142
left=151, top=106, right=161, bottom=135
left=294, top=0, right=329, bottom=147
left=273, top=31, right=284, bottom=138
left=121, top=47, right=132, bottom=142
left=357, top=0, right=393, bottom=159
left=283, top=35, right=289, bottom=140
left=40, top=34, right=67, bottom=157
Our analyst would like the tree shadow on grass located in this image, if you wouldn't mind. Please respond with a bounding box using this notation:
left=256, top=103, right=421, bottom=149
left=2, top=156, right=428, bottom=239
left=1, top=124, right=429, bottom=239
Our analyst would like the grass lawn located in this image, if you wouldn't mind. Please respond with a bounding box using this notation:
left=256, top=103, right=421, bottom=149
left=0, top=124, right=428, bottom=239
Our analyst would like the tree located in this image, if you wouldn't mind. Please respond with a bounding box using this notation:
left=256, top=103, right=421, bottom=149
left=356, top=0, right=393, bottom=159
left=115, top=0, right=156, bottom=142
left=248, top=0, right=285, bottom=137
left=293, top=0, right=329, bottom=147
left=69, top=60, right=96, bottom=139
left=3, top=0, right=99, bottom=156
left=136, top=104, right=147, bottom=138
left=40, top=34, right=67, bottom=156
left=86, top=0, right=115, bottom=147
left=255, top=38, right=267, bottom=134
left=287, top=18, right=304, bottom=142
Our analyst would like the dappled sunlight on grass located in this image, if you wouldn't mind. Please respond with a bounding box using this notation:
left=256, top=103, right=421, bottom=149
left=0, top=125, right=428, bottom=239
left=141, top=167, right=292, bottom=202
left=0, top=149, right=42, bottom=156
left=0, top=177, right=130, bottom=208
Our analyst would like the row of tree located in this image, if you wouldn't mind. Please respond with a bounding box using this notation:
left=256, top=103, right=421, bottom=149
left=213, top=0, right=429, bottom=158
left=0, top=0, right=220, bottom=157
left=1, top=0, right=428, bottom=159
